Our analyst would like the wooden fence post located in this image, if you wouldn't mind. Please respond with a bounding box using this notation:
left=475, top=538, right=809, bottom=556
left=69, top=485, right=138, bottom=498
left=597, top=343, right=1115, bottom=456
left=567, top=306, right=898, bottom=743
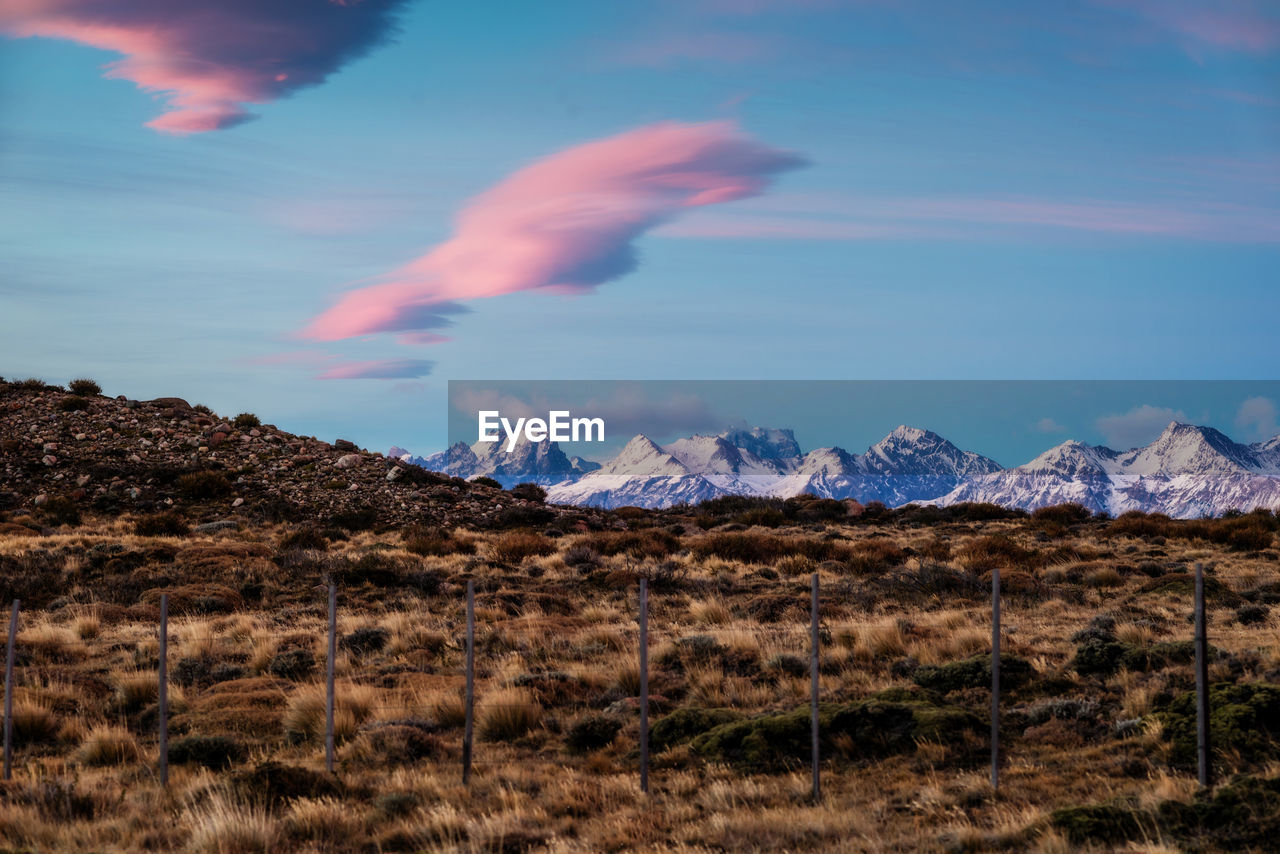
left=1195, top=563, right=1211, bottom=787
left=991, top=566, right=1001, bottom=792
left=3, top=599, right=19, bottom=782
left=639, top=577, right=650, bottom=794
left=810, top=572, right=821, bottom=801
left=158, top=593, right=169, bottom=787
left=463, top=579, right=475, bottom=785
left=325, top=583, right=336, bottom=774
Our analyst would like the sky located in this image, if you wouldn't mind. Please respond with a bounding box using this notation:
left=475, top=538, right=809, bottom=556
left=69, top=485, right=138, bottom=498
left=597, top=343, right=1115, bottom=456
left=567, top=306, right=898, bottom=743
left=445, top=380, right=1280, bottom=466
left=1, top=0, right=1278, bottom=457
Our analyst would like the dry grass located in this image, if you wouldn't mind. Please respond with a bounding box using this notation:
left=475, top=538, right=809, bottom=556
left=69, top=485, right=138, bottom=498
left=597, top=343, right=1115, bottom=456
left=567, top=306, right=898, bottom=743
left=0, top=512, right=1274, bottom=851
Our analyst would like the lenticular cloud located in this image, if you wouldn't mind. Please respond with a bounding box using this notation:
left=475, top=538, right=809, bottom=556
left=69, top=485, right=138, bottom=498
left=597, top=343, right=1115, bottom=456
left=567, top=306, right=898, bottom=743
left=303, top=120, right=806, bottom=342
left=0, top=0, right=408, bottom=133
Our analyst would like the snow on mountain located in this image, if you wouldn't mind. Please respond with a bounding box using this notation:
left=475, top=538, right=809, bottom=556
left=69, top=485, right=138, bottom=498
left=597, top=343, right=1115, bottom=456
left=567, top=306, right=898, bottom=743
left=936, top=423, right=1280, bottom=517
left=391, top=435, right=597, bottom=488
left=1119, top=422, right=1261, bottom=476
left=403, top=421, right=1280, bottom=516
left=546, top=425, right=999, bottom=509
left=544, top=434, right=722, bottom=509
left=718, top=426, right=803, bottom=463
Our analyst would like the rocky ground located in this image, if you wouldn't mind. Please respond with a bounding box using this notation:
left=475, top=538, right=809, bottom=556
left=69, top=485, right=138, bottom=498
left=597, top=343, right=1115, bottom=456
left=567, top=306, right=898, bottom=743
left=0, top=377, right=602, bottom=532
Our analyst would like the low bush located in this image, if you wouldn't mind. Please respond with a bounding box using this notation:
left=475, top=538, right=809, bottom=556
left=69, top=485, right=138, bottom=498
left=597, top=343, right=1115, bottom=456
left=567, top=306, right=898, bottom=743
left=649, top=708, right=745, bottom=753
left=178, top=470, right=233, bottom=500
left=912, top=653, right=1033, bottom=693
left=234, top=412, right=261, bottom=429
left=490, top=531, right=555, bottom=563
left=170, top=735, right=244, bottom=770
left=510, top=482, right=547, bottom=503
left=68, top=378, right=101, bottom=396
left=134, top=512, right=189, bottom=537
left=565, top=713, right=623, bottom=754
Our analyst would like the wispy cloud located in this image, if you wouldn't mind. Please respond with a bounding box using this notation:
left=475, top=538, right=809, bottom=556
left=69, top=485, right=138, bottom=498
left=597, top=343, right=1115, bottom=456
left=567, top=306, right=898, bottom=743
left=656, top=193, right=1280, bottom=243
left=0, top=0, right=408, bottom=133
left=1096, top=404, right=1187, bottom=449
left=302, top=120, right=805, bottom=342
left=1102, top=0, right=1280, bottom=55
left=1236, top=396, right=1279, bottom=442
left=317, top=358, right=434, bottom=380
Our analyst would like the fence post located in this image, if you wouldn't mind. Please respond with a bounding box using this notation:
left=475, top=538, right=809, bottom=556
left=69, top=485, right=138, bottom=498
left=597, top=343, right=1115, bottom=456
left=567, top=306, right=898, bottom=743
left=325, top=583, right=336, bottom=774
left=462, top=579, right=475, bottom=785
left=991, top=566, right=1001, bottom=792
left=158, top=593, right=169, bottom=787
left=639, top=577, right=650, bottom=795
left=1195, top=562, right=1211, bottom=788
left=3, top=599, right=18, bottom=782
left=810, top=572, right=820, bottom=801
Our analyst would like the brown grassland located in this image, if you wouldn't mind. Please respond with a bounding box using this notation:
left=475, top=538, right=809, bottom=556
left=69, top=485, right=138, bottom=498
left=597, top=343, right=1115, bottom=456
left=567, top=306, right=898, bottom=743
left=1, top=501, right=1280, bottom=852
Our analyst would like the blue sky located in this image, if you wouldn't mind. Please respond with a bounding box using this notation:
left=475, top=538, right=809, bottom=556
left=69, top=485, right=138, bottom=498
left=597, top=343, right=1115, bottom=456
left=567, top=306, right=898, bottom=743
left=1, top=0, right=1277, bottom=455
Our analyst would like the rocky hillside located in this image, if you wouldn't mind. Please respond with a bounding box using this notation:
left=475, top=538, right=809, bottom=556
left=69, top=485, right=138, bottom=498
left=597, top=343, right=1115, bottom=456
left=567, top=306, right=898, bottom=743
left=0, top=377, right=595, bottom=532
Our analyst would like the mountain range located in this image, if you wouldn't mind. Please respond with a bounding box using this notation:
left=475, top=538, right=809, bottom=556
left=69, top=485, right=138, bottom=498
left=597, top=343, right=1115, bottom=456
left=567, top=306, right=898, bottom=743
left=394, top=421, right=1280, bottom=517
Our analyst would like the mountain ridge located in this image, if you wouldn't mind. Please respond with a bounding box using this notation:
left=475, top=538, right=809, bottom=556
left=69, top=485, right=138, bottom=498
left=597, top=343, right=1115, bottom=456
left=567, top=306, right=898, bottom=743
left=400, top=419, right=1280, bottom=516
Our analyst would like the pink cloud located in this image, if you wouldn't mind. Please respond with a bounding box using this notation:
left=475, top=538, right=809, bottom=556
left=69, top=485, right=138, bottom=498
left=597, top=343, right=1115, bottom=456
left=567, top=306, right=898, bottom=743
left=317, top=358, right=434, bottom=380
left=1102, top=0, right=1280, bottom=55
left=0, top=0, right=407, bottom=134
left=303, top=120, right=805, bottom=341
left=657, top=193, right=1280, bottom=243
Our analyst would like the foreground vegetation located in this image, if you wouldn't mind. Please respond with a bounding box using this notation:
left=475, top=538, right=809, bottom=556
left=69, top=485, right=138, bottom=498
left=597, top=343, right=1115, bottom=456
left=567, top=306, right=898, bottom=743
left=0, top=499, right=1278, bottom=852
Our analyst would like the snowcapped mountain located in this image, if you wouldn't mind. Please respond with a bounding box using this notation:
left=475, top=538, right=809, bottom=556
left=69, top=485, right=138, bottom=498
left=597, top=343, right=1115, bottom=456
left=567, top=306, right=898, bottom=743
left=401, top=420, right=1280, bottom=516
left=390, top=436, right=598, bottom=489
left=937, top=422, right=1280, bottom=517
left=544, top=435, right=722, bottom=509
left=546, top=425, right=1001, bottom=509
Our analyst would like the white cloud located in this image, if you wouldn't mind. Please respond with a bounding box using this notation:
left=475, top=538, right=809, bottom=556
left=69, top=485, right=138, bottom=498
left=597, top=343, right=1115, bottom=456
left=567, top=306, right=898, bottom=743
left=1096, top=404, right=1187, bottom=449
left=1236, top=396, right=1279, bottom=442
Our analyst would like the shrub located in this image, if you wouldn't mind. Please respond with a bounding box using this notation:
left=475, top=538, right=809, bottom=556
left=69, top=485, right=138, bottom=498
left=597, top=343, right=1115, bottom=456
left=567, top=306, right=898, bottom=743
left=954, top=534, right=1036, bottom=569
left=1227, top=525, right=1274, bottom=552
left=490, top=531, right=555, bottom=563
left=58, top=396, right=90, bottom=412
left=846, top=539, right=906, bottom=574
left=1031, top=503, right=1093, bottom=525
left=913, top=654, right=1033, bottom=693
left=1158, top=682, right=1280, bottom=769
left=76, top=726, right=140, bottom=766
left=357, top=721, right=441, bottom=764
left=234, top=412, right=261, bottom=429
left=472, top=476, right=502, bottom=489
left=565, top=713, right=622, bottom=754
left=269, top=649, right=316, bottom=681
left=280, top=527, right=327, bottom=551
left=68, top=378, right=101, bottom=396
left=510, top=482, right=547, bottom=503
left=38, top=495, right=81, bottom=526
left=650, top=708, right=744, bottom=753
left=10, top=700, right=61, bottom=744
left=329, top=504, right=378, bottom=531
left=134, top=512, right=189, bottom=537
left=404, top=528, right=475, bottom=557
left=583, top=529, right=682, bottom=559
left=1050, top=803, right=1144, bottom=847
left=230, top=762, right=341, bottom=808
left=170, top=735, right=244, bottom=770
left=1237, top=603, right=1271, bottom=626
left=692, top=696, right=983, bottom=771
left=340, top=626, right=389, bottom=656
left=479, top=689, right=541, bottom=741
left=178, top=470, right=233, bottom=500
left=562, top=544, right=601, bottom=569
